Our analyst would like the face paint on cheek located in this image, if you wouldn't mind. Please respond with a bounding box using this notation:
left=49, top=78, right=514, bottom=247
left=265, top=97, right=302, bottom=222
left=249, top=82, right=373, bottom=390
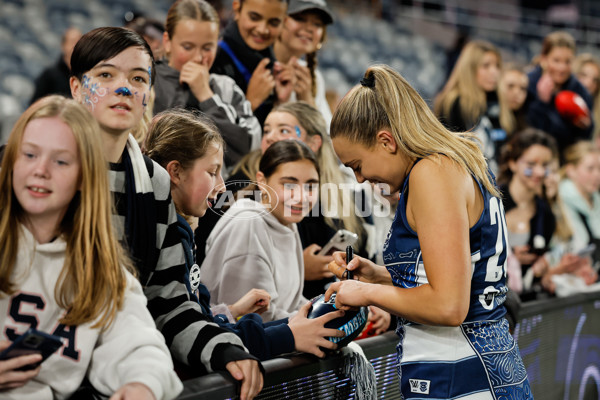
left=295, top=126, right=302, bottom=138
left=148, top=67, right=152, bottom=87
left=134, top=90, right=150, bottom=109
left=81, top=74, right=108, bottom=110
left=523, top=167, right=533, bottom=177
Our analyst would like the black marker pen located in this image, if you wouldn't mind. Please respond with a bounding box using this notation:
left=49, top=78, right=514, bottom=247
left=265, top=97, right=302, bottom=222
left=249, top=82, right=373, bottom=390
left=344, top=245, right=354, bottom=280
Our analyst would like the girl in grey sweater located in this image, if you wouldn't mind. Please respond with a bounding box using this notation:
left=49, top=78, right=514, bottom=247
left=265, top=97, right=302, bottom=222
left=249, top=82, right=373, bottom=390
left=202, top=140, right=319, bottom=322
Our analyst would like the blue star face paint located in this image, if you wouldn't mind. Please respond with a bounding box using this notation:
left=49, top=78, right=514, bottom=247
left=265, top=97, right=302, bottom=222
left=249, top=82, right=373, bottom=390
left=148, top=66, right=152, bottom=87
left=115, top=87, right=132, bottom=96
left=80, top=74, right=107, bottom=110
left=523, top=167, right=533, bottom=177
left=295, top=126, right=302, bottom=138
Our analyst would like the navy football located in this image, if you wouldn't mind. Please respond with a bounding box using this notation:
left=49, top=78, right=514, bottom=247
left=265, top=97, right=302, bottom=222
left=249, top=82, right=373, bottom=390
left=307, top=293, right=368, bottom=348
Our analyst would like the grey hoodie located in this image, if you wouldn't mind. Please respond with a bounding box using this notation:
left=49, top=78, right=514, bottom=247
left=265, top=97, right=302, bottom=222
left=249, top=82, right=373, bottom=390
left=201, top=199, right=308, bottom=322
left=153, top=61, right=261, bottom=168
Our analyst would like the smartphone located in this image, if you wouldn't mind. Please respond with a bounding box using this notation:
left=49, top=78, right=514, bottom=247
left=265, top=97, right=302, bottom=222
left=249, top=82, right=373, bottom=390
left=317, top=229, right=359, bottom=256
left=576, top=243, right=597, bottom=258
left=0, top=328, right=63, bottom=371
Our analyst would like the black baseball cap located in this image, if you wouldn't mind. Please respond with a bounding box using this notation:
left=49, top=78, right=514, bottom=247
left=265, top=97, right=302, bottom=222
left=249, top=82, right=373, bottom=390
left=287, top=0, right=334, bottom=25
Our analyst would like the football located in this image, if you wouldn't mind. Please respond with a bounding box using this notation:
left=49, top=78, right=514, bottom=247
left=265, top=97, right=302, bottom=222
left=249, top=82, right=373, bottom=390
left=307, top=293, right=369, bottom=348
left=555, top=90, right=590, bottom=123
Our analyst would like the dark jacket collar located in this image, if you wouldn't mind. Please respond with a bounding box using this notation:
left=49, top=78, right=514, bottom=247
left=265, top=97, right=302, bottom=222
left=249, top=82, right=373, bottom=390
left=221, top=20, right=275, bottom=72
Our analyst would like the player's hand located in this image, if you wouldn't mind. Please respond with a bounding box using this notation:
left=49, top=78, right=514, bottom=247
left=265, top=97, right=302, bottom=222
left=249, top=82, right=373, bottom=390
left=324, top=279, right=371, bottom=311
left=328, top=252, right=387, bottom=284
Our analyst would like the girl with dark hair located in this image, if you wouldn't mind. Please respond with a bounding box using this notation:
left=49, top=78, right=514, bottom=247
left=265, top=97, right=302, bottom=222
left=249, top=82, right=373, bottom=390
left=210, top=0, right=292, bottom=125
left=498, top=128, right=558, bottom=300
left=201, top=140, right=320, bottom=322
left=153, top=0, right=262, bottom=169
left=69, top=26, right=263, bottom=399
left=325, top=64, right=531, bottom=399
left=146, top=109, right=345, bottom=360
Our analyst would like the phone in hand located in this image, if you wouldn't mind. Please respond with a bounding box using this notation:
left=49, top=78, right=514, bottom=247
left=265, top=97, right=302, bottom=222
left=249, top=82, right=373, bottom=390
left=576, top=243, right=597, bottom=258
left=0, top=328, right=63, bottom=371
left=317, top=229, right=359, bottom=256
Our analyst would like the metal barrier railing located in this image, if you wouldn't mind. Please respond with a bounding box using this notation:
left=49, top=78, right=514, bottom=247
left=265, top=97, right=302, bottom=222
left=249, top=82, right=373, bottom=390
left=176, top=290, right=600, bottom=399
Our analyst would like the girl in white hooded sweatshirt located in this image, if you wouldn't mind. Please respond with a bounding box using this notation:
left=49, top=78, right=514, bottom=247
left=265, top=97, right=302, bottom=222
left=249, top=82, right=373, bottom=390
left=0, top=96, right=182, bottom=400
left=201, top=140, right=319, bottom=322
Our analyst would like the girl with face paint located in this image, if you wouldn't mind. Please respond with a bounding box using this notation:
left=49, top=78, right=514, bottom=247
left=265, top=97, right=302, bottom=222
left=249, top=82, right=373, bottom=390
left=153, top=0, right=263, bottom=171
left=498, top=128, right=559, bottom=301
left=526, top=31, right=594, bottom=156
left=69, top=27, right=264, bottom=400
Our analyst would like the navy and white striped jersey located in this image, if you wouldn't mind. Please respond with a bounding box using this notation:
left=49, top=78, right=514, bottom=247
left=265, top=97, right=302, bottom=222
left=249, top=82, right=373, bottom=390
left=383, top=159, right=532, bottom=399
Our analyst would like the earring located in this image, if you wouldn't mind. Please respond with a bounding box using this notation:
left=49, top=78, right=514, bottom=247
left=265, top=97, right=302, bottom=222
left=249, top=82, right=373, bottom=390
left=316, top=43, right=322, bottom=50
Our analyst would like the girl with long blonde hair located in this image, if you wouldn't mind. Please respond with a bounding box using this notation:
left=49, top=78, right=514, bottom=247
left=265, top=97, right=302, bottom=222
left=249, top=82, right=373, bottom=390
left=0, top=95, right=181, bottom=399
left=326, top=65, right=532, bottom=399
left=434, top=40, right=501, bottom=131
left=434, top=40, right=507, bottom=173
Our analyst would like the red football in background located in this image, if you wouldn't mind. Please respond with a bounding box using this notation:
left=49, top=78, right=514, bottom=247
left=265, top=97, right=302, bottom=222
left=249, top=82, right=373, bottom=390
left=555, top=90, right=590, bottom=123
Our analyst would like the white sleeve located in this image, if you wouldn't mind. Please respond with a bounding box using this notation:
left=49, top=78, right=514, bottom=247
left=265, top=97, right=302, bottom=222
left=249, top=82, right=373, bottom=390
left=87, top=273, right=183, bottom=400
left=314, top=69, right=333, bottom=133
